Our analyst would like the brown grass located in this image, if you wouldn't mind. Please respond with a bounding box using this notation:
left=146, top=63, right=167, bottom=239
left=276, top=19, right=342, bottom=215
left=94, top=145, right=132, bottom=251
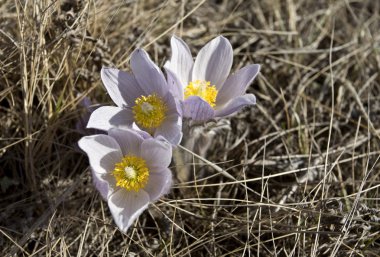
left=1, top=0, right=380, bottom=256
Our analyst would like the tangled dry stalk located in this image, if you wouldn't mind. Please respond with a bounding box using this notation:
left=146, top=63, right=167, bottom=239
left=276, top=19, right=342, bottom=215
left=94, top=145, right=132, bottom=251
left=1, top=0, right=380, bottom=256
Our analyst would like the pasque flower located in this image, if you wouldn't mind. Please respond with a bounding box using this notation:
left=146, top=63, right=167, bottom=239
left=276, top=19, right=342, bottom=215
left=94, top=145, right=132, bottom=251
left=87, top=49, right=182, bottom=145
left=75, top=95, right=104, bottom=135
left=165, top=35, right=260, bottom=121
left=78, top=128, right=172, bottom=232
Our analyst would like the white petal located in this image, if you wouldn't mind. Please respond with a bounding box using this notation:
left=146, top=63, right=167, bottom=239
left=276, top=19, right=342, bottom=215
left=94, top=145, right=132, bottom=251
left=144, top=168, right=172, bottom=201
left=216, top=64, right=260, bottom=106
left=164, top=35, right=193, bottom=87
left=108, top=189, right=150, bottom=232
left=91, top=169, right=115, bottom=200
left=78, top=135, right=122, bottom=175
left=87, top=106, right=134, bottom=131
left=140, top=137, right=172, bottom=168
left=215, top=94, right=256, bottom=117
left=108, top=128, right=143, bottom=156
left=192, top=36, right=233, bottom=88
left=101, top=67, right=144, bottom=107
left=165, top=68, right=185, bottom=100
left=130, top=49, right=168, bottom=96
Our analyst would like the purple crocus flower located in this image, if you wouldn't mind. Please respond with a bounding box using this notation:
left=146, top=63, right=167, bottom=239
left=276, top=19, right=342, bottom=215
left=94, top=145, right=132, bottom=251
left=78, top=128, right=172, bottom=232
left=87, top=49, right=182, bottom=145
left=165, top=35, right=260, bottom=121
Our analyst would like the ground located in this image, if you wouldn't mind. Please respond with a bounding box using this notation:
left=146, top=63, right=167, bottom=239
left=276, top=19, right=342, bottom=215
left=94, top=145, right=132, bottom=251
left=1, top=0, right=380, bottom=256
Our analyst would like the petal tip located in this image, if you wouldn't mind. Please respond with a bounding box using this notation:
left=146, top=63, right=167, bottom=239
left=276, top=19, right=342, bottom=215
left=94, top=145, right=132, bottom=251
left=216, top=35, right=232, bottom=46
left=250, top=94, right=257, bottom=104
left=253, top=64, right=261, bottom=73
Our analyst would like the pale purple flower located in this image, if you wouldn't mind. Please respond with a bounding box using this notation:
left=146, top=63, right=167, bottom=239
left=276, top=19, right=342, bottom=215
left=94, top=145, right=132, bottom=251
left=78, top=128, right=172, bottom=232
left=87, top=49, right=182, bottom=145
left=165, top=35, right=260, bottom=121
left=76, top=94, right=103, bottom=135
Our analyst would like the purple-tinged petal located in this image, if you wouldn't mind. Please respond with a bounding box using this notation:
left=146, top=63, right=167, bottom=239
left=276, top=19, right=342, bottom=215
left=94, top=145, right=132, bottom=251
left=192, top=36, right=233, bottom=89
left=164, top=91, right=182, bottom=116
left=108, top=128, right=143, bottom=157
left=76, top=95, right=104, bottom=135
left=108, top=189, right=150, bottom=233
left=144, top=168, right=172, bottom=201
left=140, top=138, right=172, bottom=169
left=155, top=114, right=183, bottom=145
left=101, top=67, right=144, bottom=107
left=130, top=49, right=167, bottom=96
left=165, top=68, right=185, bottom=101
left=78, top=135, right=122, bottom=175
left=134, top=129, right=152, bottom=140
left=215, top=94, right=256, bottom=117
left=216, top=64, right=260, bottom=106
left=128, top=124, right=153, bottom=140
left=164, top=36, right=193, bottom=87
left=183, top=96, right=215, bottom=121
left=77, top=94, right=95, bottom=111
left=87, top=106, right=133, bottom=131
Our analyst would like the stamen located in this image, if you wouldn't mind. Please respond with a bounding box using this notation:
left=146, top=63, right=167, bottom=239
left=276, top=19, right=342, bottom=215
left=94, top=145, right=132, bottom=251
left=133, top=94, right=167, bottom=129
left=184, top=80, right=218, bottom=107
left=112, top=155, right=149, bottom=192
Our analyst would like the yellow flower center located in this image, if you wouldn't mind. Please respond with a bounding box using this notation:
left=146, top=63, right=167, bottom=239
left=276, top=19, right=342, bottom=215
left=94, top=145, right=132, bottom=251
left=132, top=94, right=167, bottom=129
left=184, top=80, right=218, bottom=107
left=112, top=155, right=149, bottom=192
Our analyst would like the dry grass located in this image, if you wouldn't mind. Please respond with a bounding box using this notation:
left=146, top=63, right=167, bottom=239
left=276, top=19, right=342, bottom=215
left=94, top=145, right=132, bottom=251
left=1, top=0, right=380, bottom=256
